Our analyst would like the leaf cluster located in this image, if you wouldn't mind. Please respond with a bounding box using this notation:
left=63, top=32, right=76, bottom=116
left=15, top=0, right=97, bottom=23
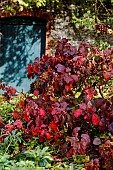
left=1, top=38, right=113, bottom=168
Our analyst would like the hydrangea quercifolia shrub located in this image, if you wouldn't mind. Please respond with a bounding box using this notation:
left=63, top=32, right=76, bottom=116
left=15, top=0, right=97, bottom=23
left=1, top=38, right=113, bottom=169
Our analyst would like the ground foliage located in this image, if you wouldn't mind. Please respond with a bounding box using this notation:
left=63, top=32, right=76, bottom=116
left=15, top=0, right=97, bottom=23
left=1, top=36, right=113, bottom=169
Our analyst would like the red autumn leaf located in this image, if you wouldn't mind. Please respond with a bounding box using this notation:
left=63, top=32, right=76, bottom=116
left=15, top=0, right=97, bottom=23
left=65, top=67, right=71, bottom=72
left=66, top=148, right=74, bottom=157
left=54, top=82, right=59, bottom=91
left=79, top=103, right=87, bottom=110
left=74, top=109, right=83, bottom=118
left=93, top=138, right=101, bottom=145
left=65, top=83, right=73, bottom=91
left=46, top=132, right=51, bottom=139
left=55, top=64, right=65, bottom=73
left=87, top=101, right=96, bottom=113
left=20, top=101, right=25, bottom=107
left=0, top=116, right=4, bottom=128
left=13, top=119, right=23, bottom=129
left=103, top=72, right=111, bottom=81
left=24, top=108, right=30, bottom=122
left=104, top=48, right=111, bottom=56
left=24, top=112, right=29, bottom=122
left=85, top=87, right=94, bottom=101
left=33, top=89, right=39, bottom=96
left=38, top=108, right=46, bottom=117
left=27, top=64, right=34, bottom=75
left=63, top=73, right=73, bottom=84
left=71, top=74, right=80, bottom=82
left=42, top=54, right=49, bottom=61
left=79, top=45, right=88, bottom=57
left=72, top=127, right=81, bottom=136
left=39, top=136, right=45, bottom=143
left=35, top=116, right=43, bottom=127
left=84, top=114, right=89, bottom=120
left=50, top=121, right=58, bottom=132
left=10, top=86, right=16, bottom=95
left=12, top=111, right=21, bottom=119
left=24, top=128, right=30, bottom=135
left=78, top=57, right=86, bottom=66
left=0, top=136, right=4, bottom=143
left=31, top=125, right=42, bottom=136
left=33, top=62, right=39, bottom=73
left=5, top=123, right=14, bottom=132
left=31, top=129, right=39, bottom=136
left=40, top=124, right=47, bottom=128
left=54, top=135, right=58, bottom=140
left=81, top=134, right=90, bottom=147
left=92, top=113, right=100, bottom=126
left=6, top=86, right=16, bottom=95
left=96, top=98, right=105, bottom=108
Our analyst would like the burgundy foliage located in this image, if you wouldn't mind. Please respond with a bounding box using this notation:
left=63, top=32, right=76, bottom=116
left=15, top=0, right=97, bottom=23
left=1, top=37, right=113, bottom=168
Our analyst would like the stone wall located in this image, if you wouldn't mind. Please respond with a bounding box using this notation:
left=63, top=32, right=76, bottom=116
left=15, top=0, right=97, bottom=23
left=47, top=10, right=113, bottom=52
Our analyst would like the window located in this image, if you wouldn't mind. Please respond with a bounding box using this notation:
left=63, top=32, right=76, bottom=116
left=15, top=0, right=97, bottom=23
left=0, top=16, right=46, bottom=93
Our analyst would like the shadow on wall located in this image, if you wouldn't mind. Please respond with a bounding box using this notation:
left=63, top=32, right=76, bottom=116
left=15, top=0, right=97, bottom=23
left=0, top=17, right=46, bottom=92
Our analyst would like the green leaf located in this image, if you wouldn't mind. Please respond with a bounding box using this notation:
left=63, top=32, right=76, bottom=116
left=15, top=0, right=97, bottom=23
left=16, top=136, right=21, bottom=143
left=4, top=136, right=9, bottom=143
left=40, top=147, right=49, bottom=155
left=43, top=155, right=54, bottom=161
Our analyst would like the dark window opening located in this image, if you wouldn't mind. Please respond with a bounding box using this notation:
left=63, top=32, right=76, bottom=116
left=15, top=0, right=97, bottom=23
left=0, top=16, right=46, bottom=93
